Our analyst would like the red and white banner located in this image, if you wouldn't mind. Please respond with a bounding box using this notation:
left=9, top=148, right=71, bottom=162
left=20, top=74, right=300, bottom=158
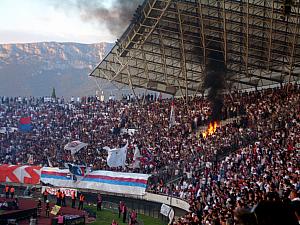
left=0, top=164, right=41, bottom=184
left=42, top=186, right=77, bottom=197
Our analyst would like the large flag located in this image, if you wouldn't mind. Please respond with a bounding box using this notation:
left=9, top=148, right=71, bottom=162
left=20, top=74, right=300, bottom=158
left=47, top=157, right=54, bottom=167
left=104, top=142, right=128, bottom=168
left=27, top=154, right=34, bottom=165
left=169, top=100, right=175, bottom=128
left=67, top=163, right=86, bottom=177
left=140, top=147, right=153, bottom=165
left=19, top=117, right=32, bottom=132
left=64, top=141, right=88, bottom=155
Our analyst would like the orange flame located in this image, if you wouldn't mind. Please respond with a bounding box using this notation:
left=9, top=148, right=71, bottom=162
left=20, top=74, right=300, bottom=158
left=202, top=121, right=218, bottom=139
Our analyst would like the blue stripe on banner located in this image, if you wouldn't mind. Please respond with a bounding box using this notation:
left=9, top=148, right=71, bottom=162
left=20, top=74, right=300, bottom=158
left=41, top=174, right=71, bottom=180
left=82, top=177, right=147, bottom=188
left=41, top=174, right=147, bottom=188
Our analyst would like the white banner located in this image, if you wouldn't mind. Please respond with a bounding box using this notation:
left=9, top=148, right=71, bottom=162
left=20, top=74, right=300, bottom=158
left=0, top=127, right=18, bottom=134
left=42, top=186, right=77, bottom=197
left=160, top=204, right=174, bottom=223
left=120, top=128, right=137, bottom=136
left=41, top=167, right=150, bottom=196
left=160, top=204, right=171, bottom=217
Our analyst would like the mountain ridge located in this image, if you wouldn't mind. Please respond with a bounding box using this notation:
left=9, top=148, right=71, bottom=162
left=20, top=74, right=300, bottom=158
left=0, top=42, right=114, bottom=98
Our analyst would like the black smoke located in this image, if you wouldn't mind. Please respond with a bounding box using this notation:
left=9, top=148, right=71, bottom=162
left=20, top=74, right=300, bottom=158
left=51, top=0, right=143, bottom=37
left=204, top=43, right=226, bottom=121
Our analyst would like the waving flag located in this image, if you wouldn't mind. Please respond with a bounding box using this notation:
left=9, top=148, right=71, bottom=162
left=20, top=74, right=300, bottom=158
left=132, top=145, right=141, bottom=169
left=19, top=117, right=32, bottom=132
left=27, top=154, right=34, bottom=165
left=169, top=100, right=175, bottom=128
left=67, top=163, right=86, bottom=176
left=104, top=142, right=128, bottom=168
left=140, top=148, right=153, bottom=165
left=64, top=141, right=88, bottom=155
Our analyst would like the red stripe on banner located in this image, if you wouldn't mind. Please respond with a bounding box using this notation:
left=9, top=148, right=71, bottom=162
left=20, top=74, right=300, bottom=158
left=85, top=174, right=148, bottom=184
left=41, top=171, right=68, bottom=176
left=42, top=171, right=147, bottom=184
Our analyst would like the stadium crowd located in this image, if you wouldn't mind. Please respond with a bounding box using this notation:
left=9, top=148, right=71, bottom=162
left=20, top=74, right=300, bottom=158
left=0, top=83, right=299, bottom=225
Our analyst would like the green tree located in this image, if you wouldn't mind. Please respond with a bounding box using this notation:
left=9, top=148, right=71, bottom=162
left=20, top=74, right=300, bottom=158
left=51, top=87, right=57, bottom=99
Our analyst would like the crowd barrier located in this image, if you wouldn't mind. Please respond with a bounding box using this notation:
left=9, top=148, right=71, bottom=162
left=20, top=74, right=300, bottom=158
left=142, top=192, right=190, bottom=212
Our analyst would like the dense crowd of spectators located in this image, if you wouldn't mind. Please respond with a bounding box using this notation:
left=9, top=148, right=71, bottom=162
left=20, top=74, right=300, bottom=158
left=0, top=83, right=299, bottom=225
left=0, top=89, right=244, bottom=174
left=168, top=84, right=300, bottom=225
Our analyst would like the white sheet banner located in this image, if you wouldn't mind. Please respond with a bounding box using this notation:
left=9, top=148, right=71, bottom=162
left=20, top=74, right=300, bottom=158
left=40, top=167, right=150, bottom=196
left=104, top=142, right=128, bottom=168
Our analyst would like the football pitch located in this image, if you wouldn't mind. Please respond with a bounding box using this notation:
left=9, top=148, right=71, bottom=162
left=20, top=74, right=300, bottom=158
left=87, top=206, right=166, bottom=225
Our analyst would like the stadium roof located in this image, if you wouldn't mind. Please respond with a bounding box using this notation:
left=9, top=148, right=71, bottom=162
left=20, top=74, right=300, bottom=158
left=90, top=0, right=300, bottom=99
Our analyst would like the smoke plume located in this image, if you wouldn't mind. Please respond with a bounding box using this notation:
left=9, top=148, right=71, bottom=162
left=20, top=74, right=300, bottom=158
left=204, top=43, right=226, bottom=121
left=52, top=0, right=143, bottom=37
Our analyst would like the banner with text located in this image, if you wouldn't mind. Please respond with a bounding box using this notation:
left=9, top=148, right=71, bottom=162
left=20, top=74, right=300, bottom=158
left=41, top=167, right=151, bottom=196
left=0, top=164, right=41, bottom=184
left=42, top=186, right=77, bottom=197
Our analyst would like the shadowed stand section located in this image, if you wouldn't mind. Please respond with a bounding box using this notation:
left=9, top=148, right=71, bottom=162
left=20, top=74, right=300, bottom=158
left=0, top=197, right=86, bottom=225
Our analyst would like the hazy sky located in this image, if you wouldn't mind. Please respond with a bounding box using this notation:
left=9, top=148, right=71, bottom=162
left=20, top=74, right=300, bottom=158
left=0, top=0, right=128, bottom=44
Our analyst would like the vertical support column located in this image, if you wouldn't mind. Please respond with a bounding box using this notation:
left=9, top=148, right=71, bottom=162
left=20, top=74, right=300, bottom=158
left=287, top=5, right=300, bottom=86
left=158, top=30, right=170, bottom=87
left=222, top=0, right=227, bottom=66
left=194, top=0, right=207, bottom=99
left=267, top=0, right=275, bottom=72
left=177, top=3, right=188, bottom=103
left=141, top=45, right=150, bottom=105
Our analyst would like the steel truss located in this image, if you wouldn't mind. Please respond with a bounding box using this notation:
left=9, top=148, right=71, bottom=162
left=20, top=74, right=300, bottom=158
left=90, top=0, right=300, bottom=100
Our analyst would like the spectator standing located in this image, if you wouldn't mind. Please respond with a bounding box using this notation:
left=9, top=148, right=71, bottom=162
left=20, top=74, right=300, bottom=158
left=118, top=201, right=124, bottom=218
left=10, top=186, right=15, bottom=199
left=122, top=203, right=127, bottom=223
left=129, top=209, right=137, bottom=225
left=56, top=190, right=61, bottom=206
left=45, top=200, right=50, bottom=218
left=78, top=193, right=84, bottom=210
left=97, top=193, right=102, bottom=211
left=12, top=198, right=19, bottom=210
left=71, top=190, right=76, bottom=208
left=5, top=185, right=9, bottom=199
left=61, top=191, right=66, bottom=207
left=43, top=189, right=48, bottom=203
left=57, top=213, right=64, bottom=225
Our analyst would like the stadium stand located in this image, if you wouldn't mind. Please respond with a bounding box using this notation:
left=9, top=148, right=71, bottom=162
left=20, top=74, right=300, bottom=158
left=0, top=83, right=299, bottom=224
